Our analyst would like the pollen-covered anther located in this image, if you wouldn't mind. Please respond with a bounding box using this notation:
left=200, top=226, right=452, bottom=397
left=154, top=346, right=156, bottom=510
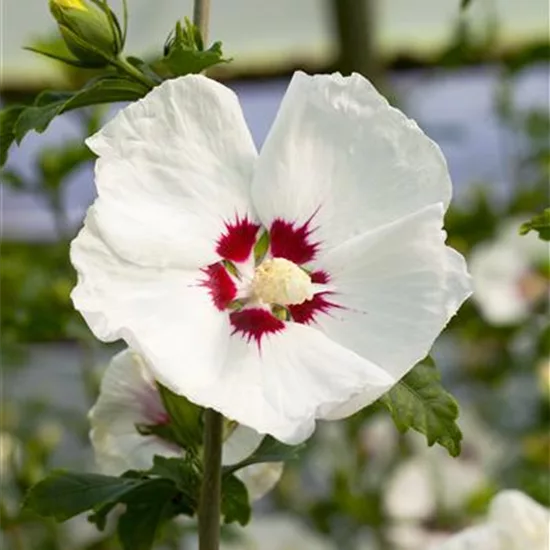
left=251, top=258, right=314, bottom=306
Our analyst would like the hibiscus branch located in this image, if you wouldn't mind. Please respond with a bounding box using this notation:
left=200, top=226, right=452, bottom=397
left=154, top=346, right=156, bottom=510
left=198, top=408, right=223, bottom=550
left=193, top=0, right=211, bottom=44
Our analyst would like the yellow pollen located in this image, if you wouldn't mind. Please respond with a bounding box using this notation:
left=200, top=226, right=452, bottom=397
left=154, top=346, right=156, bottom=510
left=252, top=258, right=314, bottom=306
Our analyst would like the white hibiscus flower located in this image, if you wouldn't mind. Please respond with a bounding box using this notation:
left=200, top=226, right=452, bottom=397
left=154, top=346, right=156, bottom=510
left=71, top=71, right=471, bottom=444
left=470, top=219, right=549, bottom=325
left=432, top=490, right=550, bottom=550
left=89, top=349, right=283, bottom=501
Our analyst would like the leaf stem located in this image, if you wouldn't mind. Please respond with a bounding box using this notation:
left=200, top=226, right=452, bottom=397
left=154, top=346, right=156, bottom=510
left=110, top=57, right=155, bottom=90
left=193, top=0, right=211, bottom=44
left=198, top=408, right=223, bottom=550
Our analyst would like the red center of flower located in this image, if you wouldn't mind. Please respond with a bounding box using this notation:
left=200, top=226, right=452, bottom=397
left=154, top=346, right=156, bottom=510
left=200, top=214, right=340, bottom=347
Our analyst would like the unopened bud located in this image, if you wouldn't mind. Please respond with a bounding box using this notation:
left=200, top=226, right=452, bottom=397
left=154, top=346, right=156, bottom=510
left=49, top=0, right=123, bottom=67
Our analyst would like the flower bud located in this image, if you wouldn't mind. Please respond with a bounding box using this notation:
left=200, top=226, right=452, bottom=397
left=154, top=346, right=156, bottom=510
left=49, top=0, right=123, bottom=67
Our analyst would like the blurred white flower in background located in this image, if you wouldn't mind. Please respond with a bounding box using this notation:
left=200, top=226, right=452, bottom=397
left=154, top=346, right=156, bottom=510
left=0, top=431, right=22, bottom=479
left=470, top=219, right=548, bottom=325
left=89, top=349, right=283, bottom=501
left=384, top=450, right=484, bottom=522
left=537, top=358, right=550, bottom=400
left=433, top=490, right=550, bottom=550
left=189, top=515, right=335, bottom=550
left=383, top=411, right=503, bottom=550
left=71, top=71, right=471, bottom=444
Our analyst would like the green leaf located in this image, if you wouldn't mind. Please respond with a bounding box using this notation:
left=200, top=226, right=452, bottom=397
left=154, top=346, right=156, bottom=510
left=24, top=470, right=143, bottom=521
left=24, top=46, right=88, bottom=68
left=223, top=435, right=305, bottom=476
left=0, top=105, right=25, bottom=166
left=157, top=383, right=203, bottom=452
left=158, top=19, right=229, bottom=77
left=221, top=475, right=250, bottom=526
left=519, top=209, right=550, bottom=241
left=12, top=76, right=148, bottom=146
left=380, top=359, right=463, bottom=457
left=148, top=455, right=199, bottom=506
left=461, top=0, right=473, bottom=9
left=116, top=479, right=179, bottom=550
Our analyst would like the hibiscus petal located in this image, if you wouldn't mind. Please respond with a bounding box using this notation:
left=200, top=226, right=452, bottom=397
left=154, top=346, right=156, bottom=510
left=178, top=324, right=393, bottom=445
left=222, top=425, right=264, bottom=465
left=71, top=209, right=230, bottom=386
left=312, top=204, right=471, bottom=420
left=89, top=350, right=181, bottom=474
left=251, top=71, right=451, bottom=252
left=236, top=462, right=284, bottom=502
left=86, top=75, right=258, bottom=269
left=489, top=490, right=550, bottom=547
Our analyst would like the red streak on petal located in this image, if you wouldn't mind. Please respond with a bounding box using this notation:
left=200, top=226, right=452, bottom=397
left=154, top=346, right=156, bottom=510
left=288, top=292, right=340, bottom=325
left=230, top=308, right=284, bottom=347
left=216, top=216, right=260, bottom=262
left=310, top=270, right=330, bottom=284
left=269, top=218, right=320, bottom=265
left=201, top=263, right=237, bottom=311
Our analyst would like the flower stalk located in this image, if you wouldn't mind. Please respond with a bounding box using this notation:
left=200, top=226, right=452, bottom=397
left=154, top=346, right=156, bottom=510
left=198, top=408, right=223, bottom=550
left=193, top=0, right=211, bottom=44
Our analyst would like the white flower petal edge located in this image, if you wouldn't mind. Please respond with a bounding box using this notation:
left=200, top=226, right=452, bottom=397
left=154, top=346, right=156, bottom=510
left=71, top=210, right=229, bottom=387
left=90, top=349, right=282, bottom=501
left=251, top=71, right=452, bottom=250
left=164, top=322, right=394, bottom=445
left=314, top=204, right=471, bottom=420
left=86, top=75, right=258, bottom=270
left=235, top=463, right=285, bottom=503
left=489, top=490, right=550, bottom=549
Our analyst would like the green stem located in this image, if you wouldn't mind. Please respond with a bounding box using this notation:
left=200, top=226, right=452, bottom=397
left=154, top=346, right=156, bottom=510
left=110, top=56, right=155, bottom=90
left=193, top=0, right=211, bottom=44
left=198, top=408, right=223, bottom=550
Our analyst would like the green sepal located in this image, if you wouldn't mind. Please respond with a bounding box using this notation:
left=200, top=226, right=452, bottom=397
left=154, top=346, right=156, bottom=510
left=156, top=18, right=230, bottom=78
left=157, top=383, right=204, bottom=453
left=380, top=357, right=463, bottom=457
